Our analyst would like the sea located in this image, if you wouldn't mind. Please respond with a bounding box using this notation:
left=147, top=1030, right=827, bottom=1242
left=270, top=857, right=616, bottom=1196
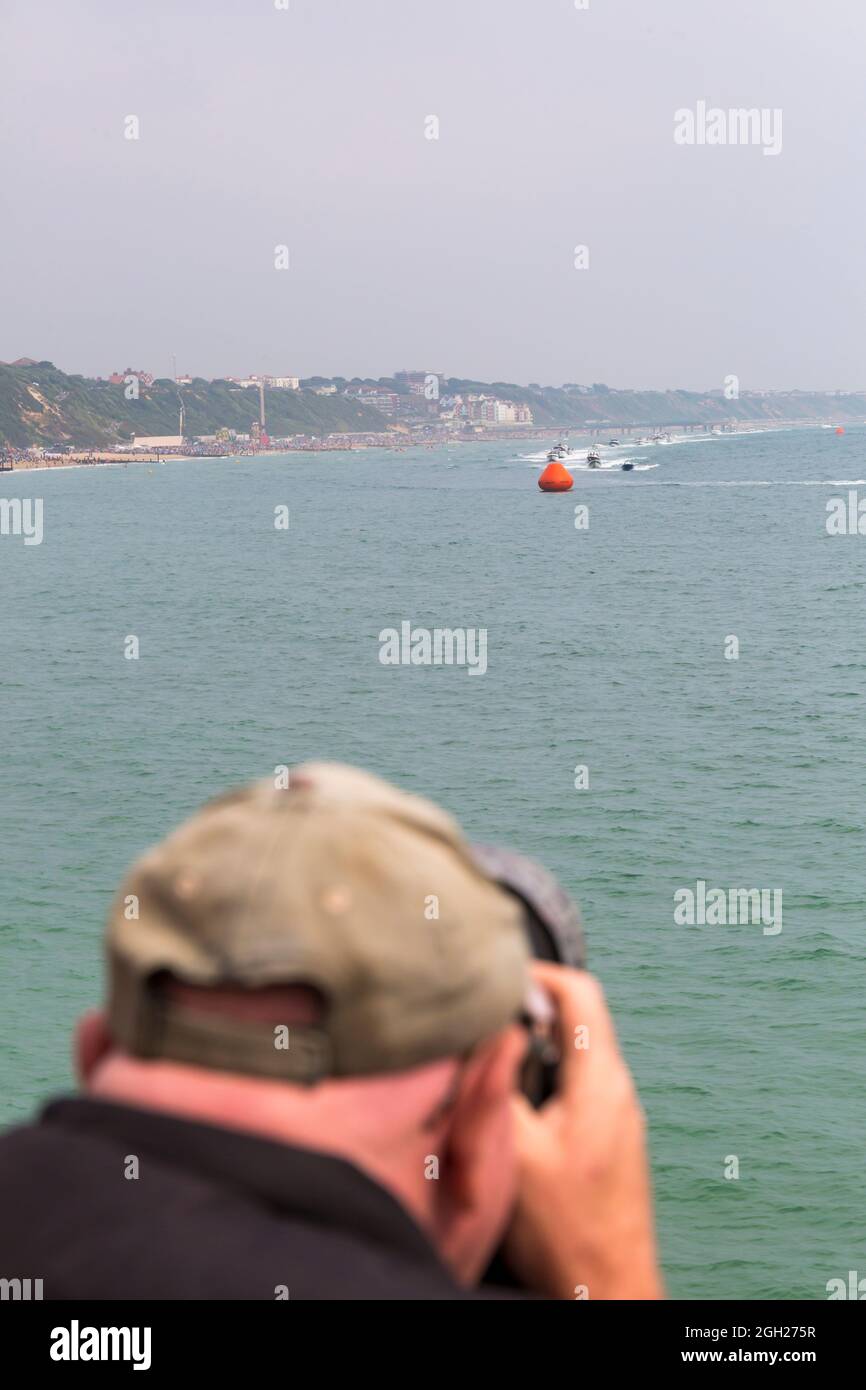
left=1, top=425, right=864, bottom=1300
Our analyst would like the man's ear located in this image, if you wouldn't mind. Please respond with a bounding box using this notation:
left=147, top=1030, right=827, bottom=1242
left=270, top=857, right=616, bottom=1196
left=75, top=1010, right=113, bottom=1084
left=444, top=1025, right=526, bottom=1212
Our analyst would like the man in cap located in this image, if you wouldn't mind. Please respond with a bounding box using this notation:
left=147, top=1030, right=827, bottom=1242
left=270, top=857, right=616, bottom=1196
left=0, top=763, right=661, bottom=1299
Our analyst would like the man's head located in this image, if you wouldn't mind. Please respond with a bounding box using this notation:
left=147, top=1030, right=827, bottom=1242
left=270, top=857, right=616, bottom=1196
left=80, top=763, right=542, bottom=1282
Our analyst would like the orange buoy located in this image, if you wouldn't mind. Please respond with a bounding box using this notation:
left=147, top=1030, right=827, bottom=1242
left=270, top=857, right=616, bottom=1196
left=538, top=460, right=574, bottom=491
left=835, top=426, right=845, bottom=435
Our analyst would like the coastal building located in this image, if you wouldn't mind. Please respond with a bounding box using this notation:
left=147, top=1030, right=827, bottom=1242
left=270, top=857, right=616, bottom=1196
left=263, top=376, right=300, bottom=390
left=109, top=368, right=154, bottom=387
left=485, top=400, right=532, bottom=424
left=234, top=374, right=300, bottom=390
left=459, top=395, right=533, bottom=426
left=395, top=369, right=445, bottom=396
left=132, top=434, right=184, bottom=449
left=343, top=385, right=401, bottom=414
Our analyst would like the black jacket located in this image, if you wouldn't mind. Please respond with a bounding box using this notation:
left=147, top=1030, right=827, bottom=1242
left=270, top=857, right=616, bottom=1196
left=0, top=1097, right=521, bottom=1300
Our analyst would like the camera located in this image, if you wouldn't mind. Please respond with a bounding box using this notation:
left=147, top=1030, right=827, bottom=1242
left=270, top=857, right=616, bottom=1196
left=471, top=844, right=585, bottom=1106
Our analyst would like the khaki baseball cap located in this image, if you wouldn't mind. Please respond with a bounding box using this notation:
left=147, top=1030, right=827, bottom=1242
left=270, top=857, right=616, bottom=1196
left=106, top=762, right=531, bottom=1082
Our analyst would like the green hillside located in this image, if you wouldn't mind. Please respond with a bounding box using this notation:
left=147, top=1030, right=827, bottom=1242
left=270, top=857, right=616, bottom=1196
left=0, top=363, right=389, bottom=448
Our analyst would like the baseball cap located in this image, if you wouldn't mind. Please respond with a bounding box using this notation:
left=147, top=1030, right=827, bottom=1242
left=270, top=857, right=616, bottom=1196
left=106, top=762, right=534, bottom=1082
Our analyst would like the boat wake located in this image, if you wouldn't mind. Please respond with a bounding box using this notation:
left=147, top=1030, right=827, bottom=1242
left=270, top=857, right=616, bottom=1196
left=526, top=456, right=657, bottom=473
left=518, top=448, right=584, bottom=463
left=518, top=440, right=634, bottom=463
left=643, top=478, right=866, bottom=487
left=519, top=424, right=803, bottom=464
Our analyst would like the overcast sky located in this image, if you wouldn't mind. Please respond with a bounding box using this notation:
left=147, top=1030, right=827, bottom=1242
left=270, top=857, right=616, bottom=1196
left=1, top=0, right=864, bottom=390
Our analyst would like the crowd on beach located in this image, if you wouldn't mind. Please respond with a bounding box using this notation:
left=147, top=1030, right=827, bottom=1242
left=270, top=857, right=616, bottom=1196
left=0, top=446, right=110, bottom=471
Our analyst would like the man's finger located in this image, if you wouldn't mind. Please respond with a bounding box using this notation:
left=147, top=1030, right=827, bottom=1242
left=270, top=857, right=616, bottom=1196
left=527, top=964, right=621, bottom=1100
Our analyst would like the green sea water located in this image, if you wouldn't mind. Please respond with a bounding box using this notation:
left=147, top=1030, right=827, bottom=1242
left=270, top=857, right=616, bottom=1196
left=1, top=428, right=864, bottom=1300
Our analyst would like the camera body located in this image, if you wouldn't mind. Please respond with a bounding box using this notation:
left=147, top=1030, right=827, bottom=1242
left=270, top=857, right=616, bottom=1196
left=471, top=844, right=586, bottom=1106
left=471, top=844, right=586, bottom=1285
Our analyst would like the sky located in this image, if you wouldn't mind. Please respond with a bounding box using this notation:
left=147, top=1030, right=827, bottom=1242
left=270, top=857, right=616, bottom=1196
left=1, top=0, right=864, bottom=390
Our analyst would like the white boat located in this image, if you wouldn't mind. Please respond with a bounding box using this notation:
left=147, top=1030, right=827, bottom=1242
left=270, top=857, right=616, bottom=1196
left=521, top=440, right=582, bottom=463
left=550, top=440, right=585, bottom=462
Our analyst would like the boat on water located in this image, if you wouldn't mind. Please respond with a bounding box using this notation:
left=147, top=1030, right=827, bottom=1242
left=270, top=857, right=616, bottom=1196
left=532, top=441, right=582, bottom=465
left=550, top=440, right=584, bottom=462
left=586, top=449, right=601, bottom=468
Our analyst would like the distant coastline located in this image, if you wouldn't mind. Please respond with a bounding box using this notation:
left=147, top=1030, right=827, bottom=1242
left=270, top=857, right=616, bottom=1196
left=3, top=359, right=866, bottom=460
left=3, top=417, right=850, bottom=473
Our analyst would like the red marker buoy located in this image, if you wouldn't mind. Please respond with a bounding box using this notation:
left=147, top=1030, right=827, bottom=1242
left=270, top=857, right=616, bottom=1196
left=538, top=460, right=574, bottom=491
left=835, top=426, right=845, bottom=435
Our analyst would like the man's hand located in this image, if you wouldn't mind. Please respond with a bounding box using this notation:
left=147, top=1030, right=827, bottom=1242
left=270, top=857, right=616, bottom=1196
left=505, top=964, right=663, bottom=1300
